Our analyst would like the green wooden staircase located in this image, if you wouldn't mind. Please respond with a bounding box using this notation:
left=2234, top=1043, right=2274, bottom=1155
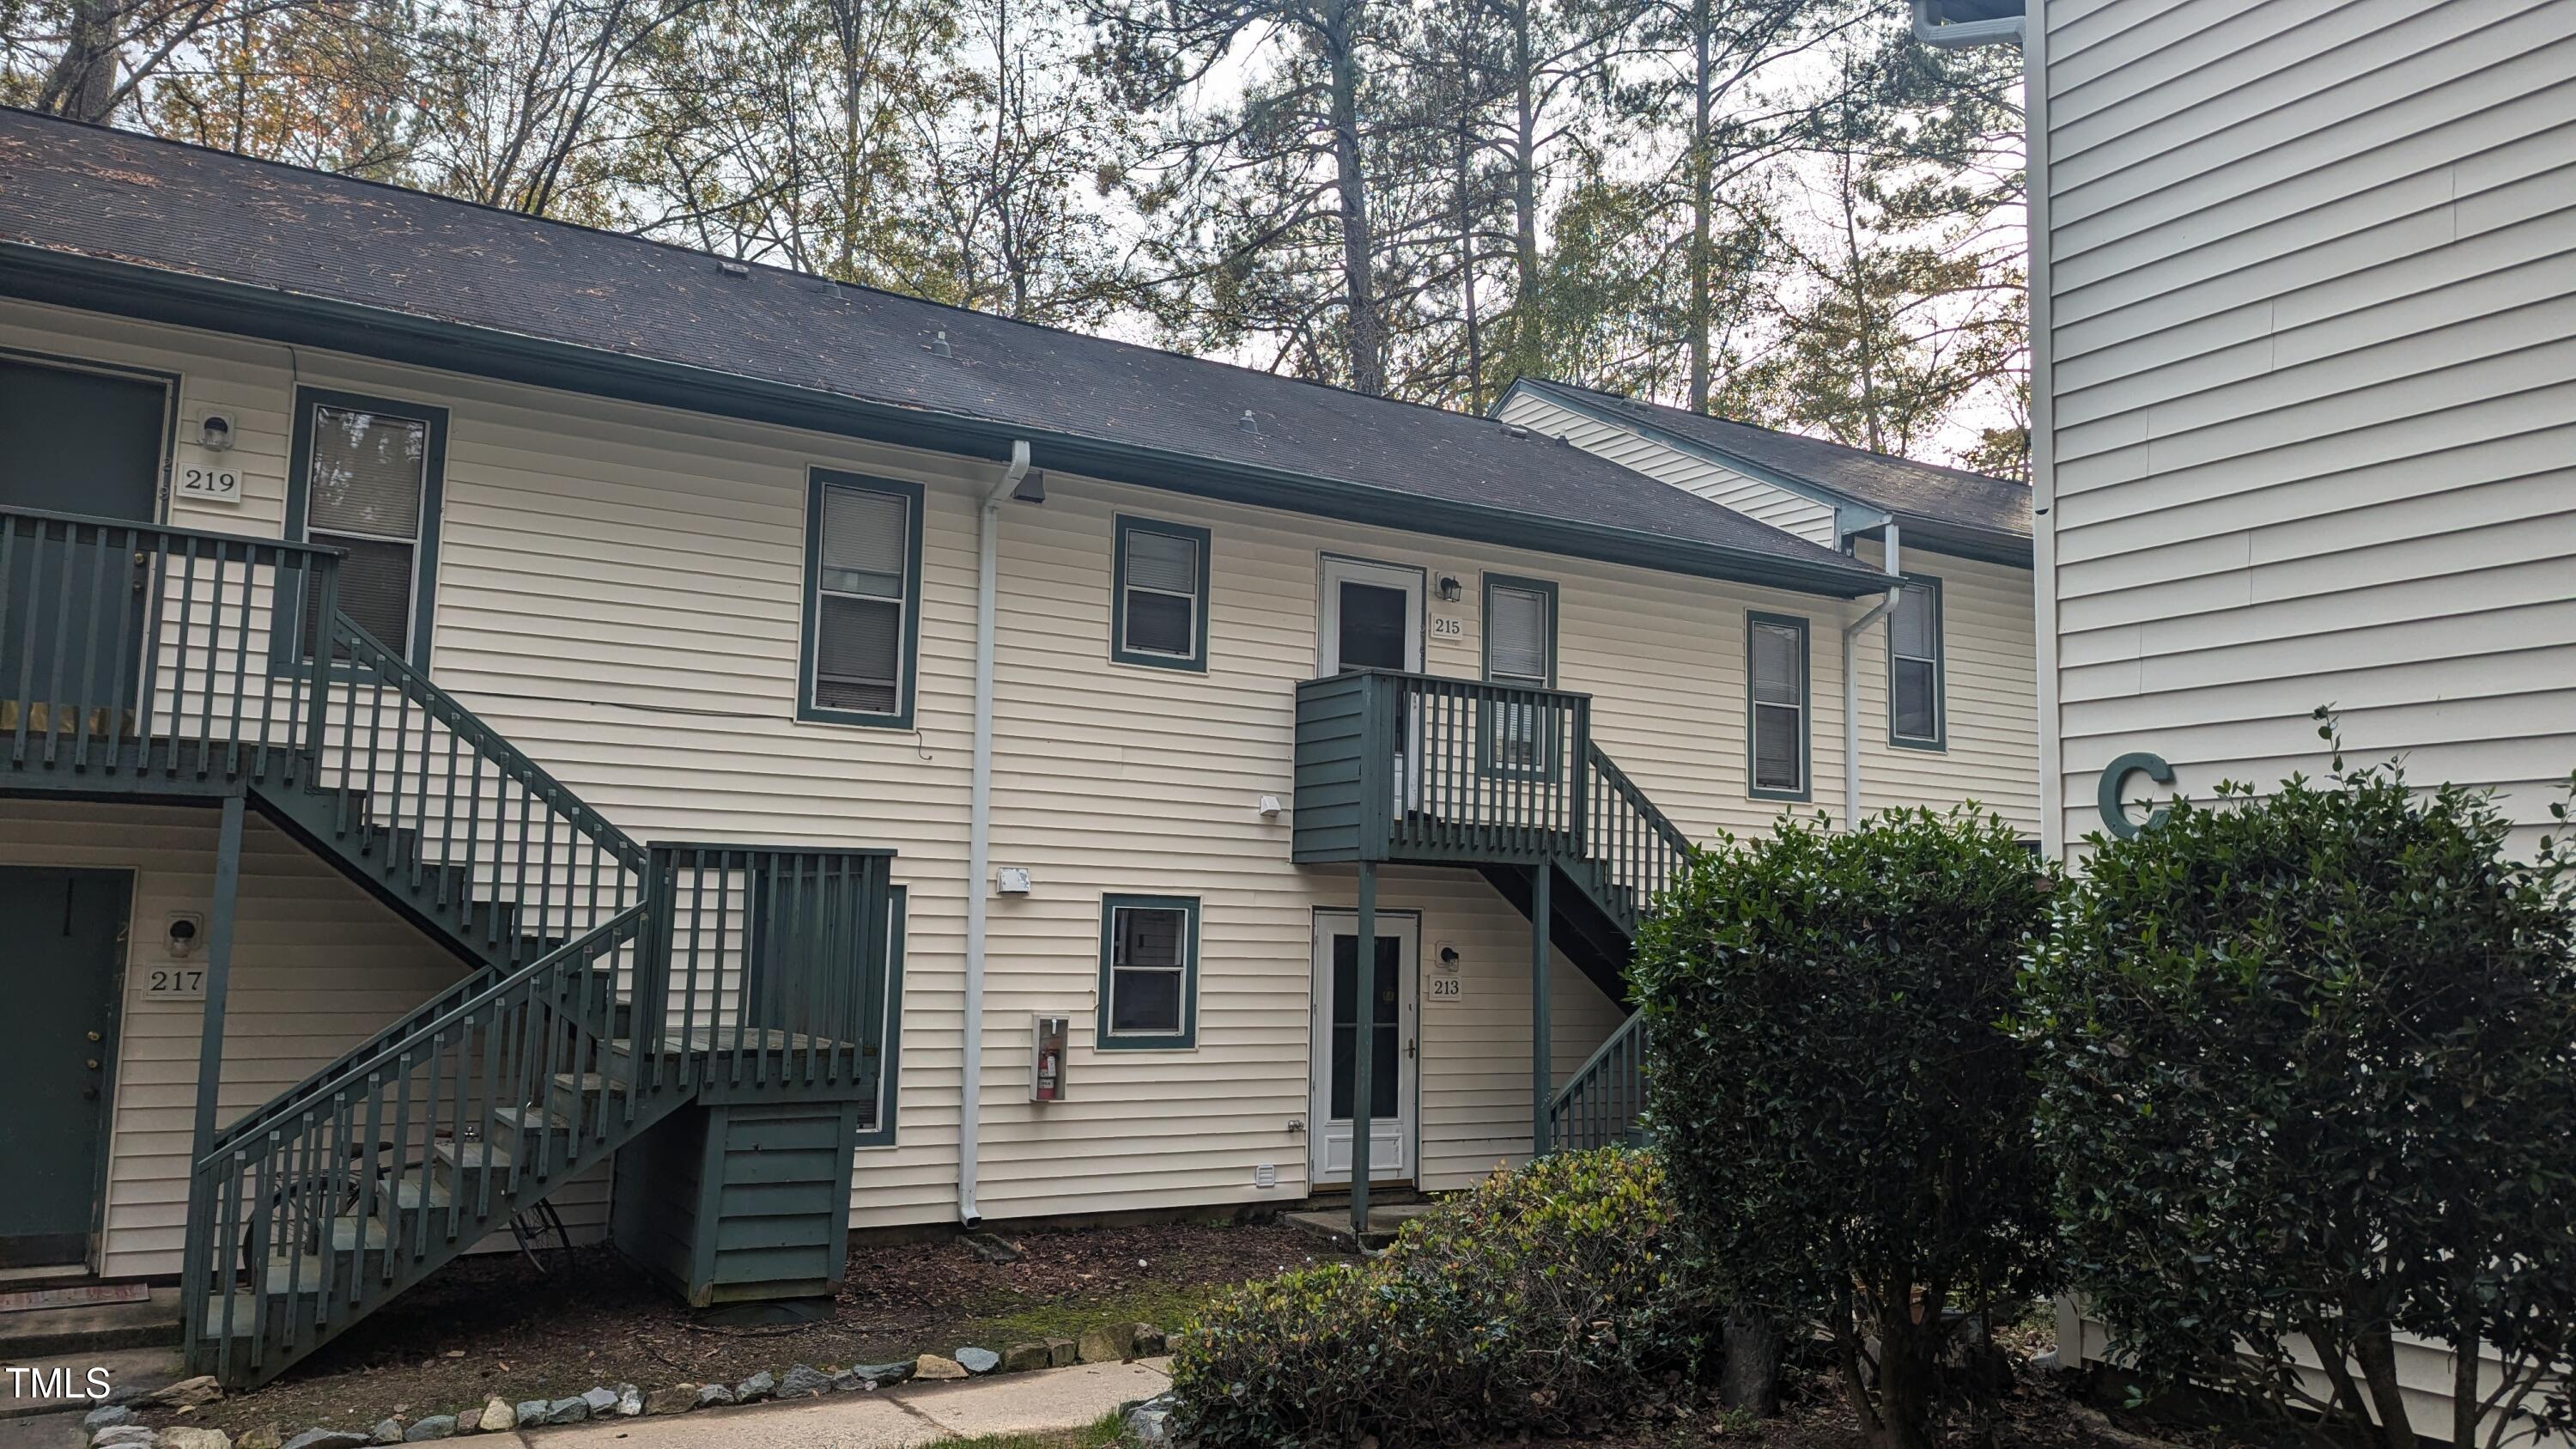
left=1292, top=669, right=1680, bottom=1153
left=1, top=508, right=896, bottom=1386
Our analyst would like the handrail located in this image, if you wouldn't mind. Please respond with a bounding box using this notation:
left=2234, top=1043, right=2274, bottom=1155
left=325, top=615, right=646, bottom=872
left=1339, top=665, right=1594, bottom=707
left=0, top=505, right=347, bottom=562
left=1547, top=1012, right=1648, bottom=1152
left=194, top=904, right=648, bottom=1172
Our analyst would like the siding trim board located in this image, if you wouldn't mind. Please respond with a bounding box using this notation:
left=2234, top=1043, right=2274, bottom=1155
left=0, top=246, right=1891, bottom=603
left=854, top=886, right=907, bottom=1148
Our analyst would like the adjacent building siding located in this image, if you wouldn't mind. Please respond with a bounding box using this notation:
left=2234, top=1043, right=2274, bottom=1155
left=1492, top=391, right=1844, bottom=546
left=2036, top=0, right=2576, bottom=851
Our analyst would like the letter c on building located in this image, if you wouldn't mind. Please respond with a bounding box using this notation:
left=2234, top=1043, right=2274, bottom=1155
left=2097, top=752, right=2174, bottom=840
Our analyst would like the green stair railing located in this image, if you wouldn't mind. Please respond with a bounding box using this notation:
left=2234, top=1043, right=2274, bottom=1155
left=1548, top=1014, right=1649, bottom=1152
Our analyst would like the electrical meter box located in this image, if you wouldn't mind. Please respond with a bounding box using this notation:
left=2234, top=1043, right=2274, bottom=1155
left=1031, top=1015, right=1069, bottom=1101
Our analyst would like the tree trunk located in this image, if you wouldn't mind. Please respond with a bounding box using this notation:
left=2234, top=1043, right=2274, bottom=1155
left=1323, top=0, right=1383, bottom=396
left=2352, top=1327, right=2420, bottom=1449
left=1722, top=1306, right=1783, bottom=1416
left=44, top=0, right=122, bottom=121
left=1686, top=0, right=1713, bottom=412
left=1510, top=0, right=1540, bottom=384
left=1872, top=1294, right=1939, bottom=1449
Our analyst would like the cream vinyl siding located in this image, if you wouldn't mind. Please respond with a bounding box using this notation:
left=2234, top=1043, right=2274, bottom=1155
left=3, top=295, right=2023, bottom=1236
left=2037, top=0, right=2576, bottom=851
left=0, top=800, right=613, bottom=1280
left=1492, top=391, right=1844, bottom=546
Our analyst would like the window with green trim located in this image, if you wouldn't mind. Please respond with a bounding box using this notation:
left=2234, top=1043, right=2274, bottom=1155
left=800, top=470, right=924, bottom=728
left=286, top=387, right=448, bottom=668
left=1747, top=612, right=1809, bottom=801
left=1888, top=575, right=1944, bottom=751
left=1111, top=515, right=1211, bottom=670
left=1097, top=894, right=1199, bottom=1050
left=1482, top=574, right=1558, bottom=775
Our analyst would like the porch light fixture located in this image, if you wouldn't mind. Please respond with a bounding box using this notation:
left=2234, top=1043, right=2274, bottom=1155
left=1436, top=575, right=1462, bottom=602
left=197, top=414, right=234, bottom=452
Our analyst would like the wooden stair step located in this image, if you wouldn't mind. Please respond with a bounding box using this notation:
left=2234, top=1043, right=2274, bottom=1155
left=431, top=1138, right=513, bottom=1172
left=491, top=1104, right=573, bottom=1134
left=379, top=1175, right=450, bottom=1214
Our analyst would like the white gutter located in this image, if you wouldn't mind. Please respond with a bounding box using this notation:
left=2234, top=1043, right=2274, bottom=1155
left=1911, top=0, right=2025, bottom=47
left=1843, top=522, right=1902, bottom=831
left=961, top=439, right=1031, bottom=1227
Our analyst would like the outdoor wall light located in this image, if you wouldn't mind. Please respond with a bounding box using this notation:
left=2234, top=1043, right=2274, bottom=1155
left=197, top=414, right=235, bottom=452
left=1436, top=575, right=1463, bottom=602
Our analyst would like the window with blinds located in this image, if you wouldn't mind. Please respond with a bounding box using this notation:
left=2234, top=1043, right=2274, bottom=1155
left=1889, top=578, right=1944, bottom=748
left=1112, top=515, right=1211, bottom=669
left=1748, top=613, right=1808, bottom=799
left=1483, top=575, right=1556, bottom=776
left=291, top=391, right=446, bottom=667
left=1097, top=895, right=1199, bottom=1050
left=803, top=472, right=922, bottom=725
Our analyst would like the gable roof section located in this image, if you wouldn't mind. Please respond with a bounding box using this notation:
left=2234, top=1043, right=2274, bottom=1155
left=1505, top=377, right=2032, bottom=565
left=0, top=110, right=1890, bottom=598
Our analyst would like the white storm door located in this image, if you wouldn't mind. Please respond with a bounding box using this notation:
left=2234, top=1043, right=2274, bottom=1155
left=1308, top=910, right=1419, bottom=1184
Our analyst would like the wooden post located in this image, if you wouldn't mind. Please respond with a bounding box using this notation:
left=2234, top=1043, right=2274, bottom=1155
left=191, top=791, right=245, bottom=1160
left=179, top=788, right=246, bottom=1371
left=1531, top=862, right=1552, bottom=1157
left=1351, top=861, right=1376, bottom=1239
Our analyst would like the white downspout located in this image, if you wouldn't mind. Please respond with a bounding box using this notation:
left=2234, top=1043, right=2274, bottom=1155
left=961, top=439, right=1030, bottom=1227
left=1843, top=521, right=1902, bottom=830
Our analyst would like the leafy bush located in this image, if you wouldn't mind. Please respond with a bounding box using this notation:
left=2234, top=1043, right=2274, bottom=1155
left=1167, top=1148, right=1717, bottom=1447
left=2020, top=727, right=2576, bottom=1449
left=1630, top=806, right=2059, bottom=1449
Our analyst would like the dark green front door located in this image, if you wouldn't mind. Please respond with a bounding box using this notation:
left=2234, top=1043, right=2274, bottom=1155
left=0, top=867, right=132, bottom=1268
left=0, top=358, right=168, bottom=734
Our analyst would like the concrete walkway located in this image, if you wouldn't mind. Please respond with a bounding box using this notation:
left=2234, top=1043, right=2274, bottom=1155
left=524, top=1359, right=1173, bottom=1449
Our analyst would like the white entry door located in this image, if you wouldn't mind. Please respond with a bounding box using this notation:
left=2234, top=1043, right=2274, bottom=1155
left=1319, top=557, right=1425, bottom=811
left=1309, top=910, right=1419, bottom=1184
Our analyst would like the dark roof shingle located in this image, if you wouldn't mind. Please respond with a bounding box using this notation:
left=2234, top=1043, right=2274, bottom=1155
left=0, top=110, right=1890, bottom=593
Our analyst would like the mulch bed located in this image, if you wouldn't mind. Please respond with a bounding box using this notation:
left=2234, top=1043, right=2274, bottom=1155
left=164, top=1215, right=1342, bottom=1438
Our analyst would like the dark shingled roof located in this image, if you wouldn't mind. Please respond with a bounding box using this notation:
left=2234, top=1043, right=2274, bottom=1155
left=0, top=109, right=1890, bottom=594
left=1514, top=378, right=2032, bottom=554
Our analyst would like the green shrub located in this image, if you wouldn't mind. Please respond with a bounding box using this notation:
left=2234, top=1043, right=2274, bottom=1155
left=1168, top=1148, right=1716, bottom=1447
left=2020, top=727, right=2576, bottom=1449
left=1630, top=806, right=2059, bottom=1449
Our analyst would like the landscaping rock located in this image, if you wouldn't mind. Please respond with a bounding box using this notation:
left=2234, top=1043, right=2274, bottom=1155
left=612, top=1385, right=643, bottom=1418
left=643, top=1385, right=696, bottom=1416
left=1133, top=1325, right=1168, bottom=1356
left=88, top=1428, right=154, bottom=1449
left=402, top=1417, right=456, bottom=1442
left=281, top=1433, right=371, bottom=1449
left=954, top=1348, right=999, bottom=1375
left=694, top=1385, right=733, bottom=1409
left=850, top=1361, right=913, bottom=1387
left=368, top=1420, right=404, bottom=1446
left=1077, top=1322, right=1138, bottom=1363
left=911, top=1355, right=967, bottom=1382
left=1000, top=1342, right=1052, bottom=1373
left=960, top=1233, right=1023, bottom=1264
left=777, top=1366, right=832, bottom=1399
left=475, top=1400, right=512, bottom=1435
left=542, top=1397, right=588, bottom=1426
left=83, top=1404, right=137, bottom=1432
left=1125, top=1397, right=1176, bottom=1446
left=236, top=1427, right=283, bottom=1449
left=578, top=1387, right=618, bottom=1418
left=455, top=1414, right=478, bottom=1436
left=161, top=1429, right=233, bottom=1449
left=732, top=1371, right=775, bottom=1403
left=150, top=1379, right=223, bottom=1411
left=1045, top=1337, right=1078, bottom=1367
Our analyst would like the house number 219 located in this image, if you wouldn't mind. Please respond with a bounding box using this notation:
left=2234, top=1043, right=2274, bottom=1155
left=178, top=465, right=242, bottom=503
